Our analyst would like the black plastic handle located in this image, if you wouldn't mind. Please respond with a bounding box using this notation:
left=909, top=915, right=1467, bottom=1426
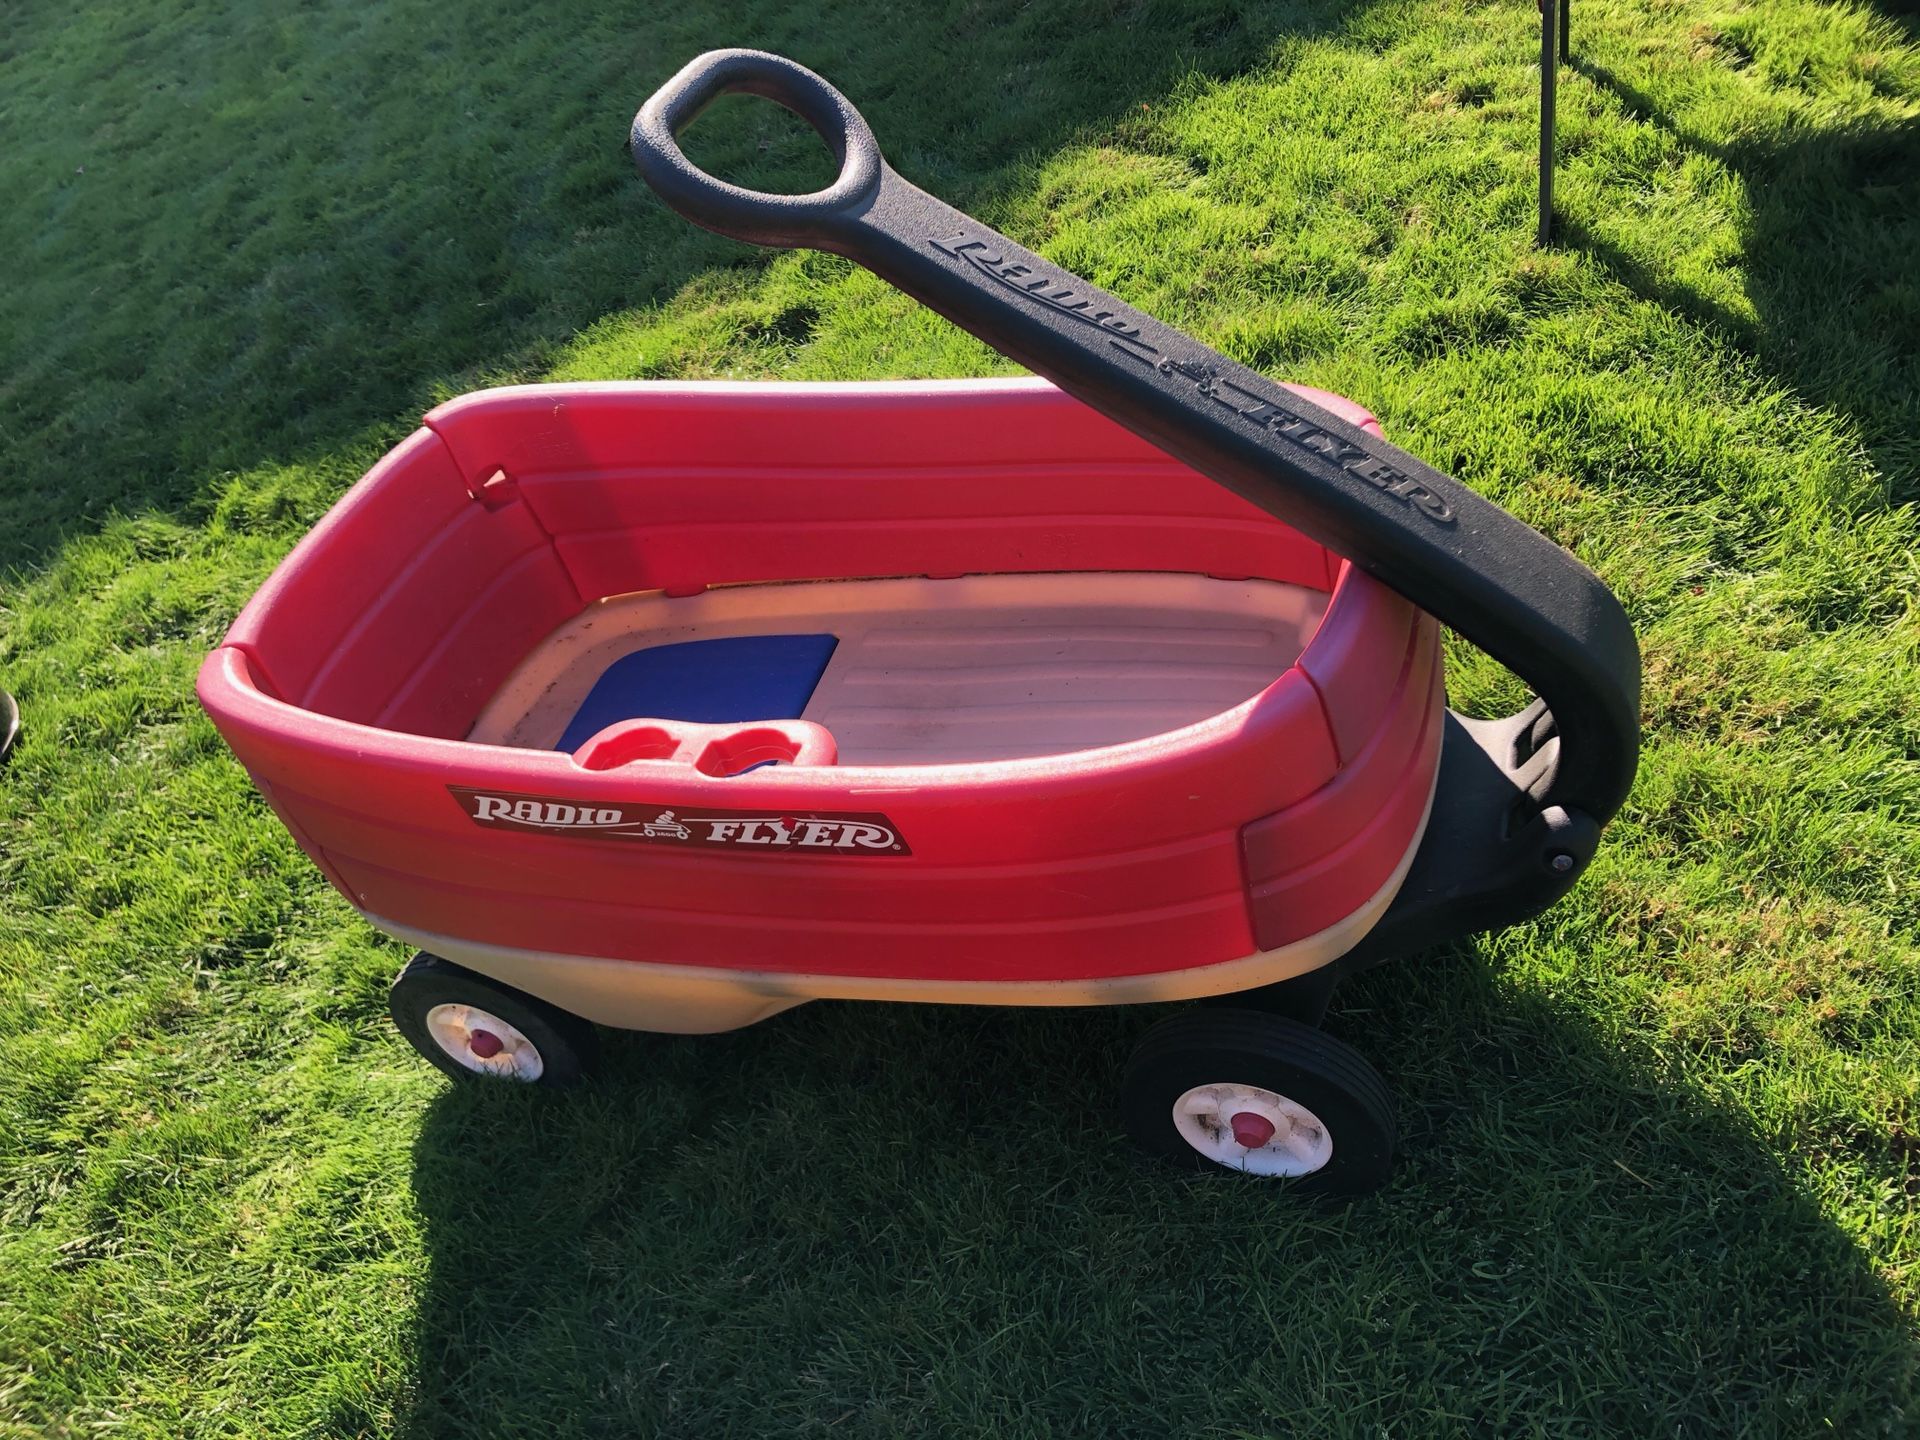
left=632, top=49, right=1640, bottom=833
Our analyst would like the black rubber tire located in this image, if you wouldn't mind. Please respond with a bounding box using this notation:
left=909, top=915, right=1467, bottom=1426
left=1120, top=1007, right=1396, bottom=1196
left=388, top=952, right=598, bottom=1087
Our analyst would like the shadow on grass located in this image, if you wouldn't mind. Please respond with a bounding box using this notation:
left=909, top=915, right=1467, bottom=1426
left=1562, top=60, right=1918, bottom=505
left=395, top=950, right=1915, bottom=1436
left=1861, top=0, right=1919, bottom=44
left=0, top=0, right=1351, bottom=578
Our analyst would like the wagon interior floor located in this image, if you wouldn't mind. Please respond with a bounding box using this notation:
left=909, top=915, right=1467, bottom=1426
left=467, top=572, right=1329, bottom=765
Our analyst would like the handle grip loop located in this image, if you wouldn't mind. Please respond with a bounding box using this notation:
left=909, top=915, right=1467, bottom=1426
left=630, top=48, right=883, bottom=247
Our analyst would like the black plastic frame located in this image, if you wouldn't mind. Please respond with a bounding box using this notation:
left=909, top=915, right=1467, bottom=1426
left=631, top=49, right=1641, bottom=965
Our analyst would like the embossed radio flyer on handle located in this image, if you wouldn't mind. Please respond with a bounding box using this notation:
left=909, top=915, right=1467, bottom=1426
left=930, top=231, right=1457, bottom=526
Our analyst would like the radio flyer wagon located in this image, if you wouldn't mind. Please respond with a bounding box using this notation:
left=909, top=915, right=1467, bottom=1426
left=197, top=51, right=1639, bottom=1193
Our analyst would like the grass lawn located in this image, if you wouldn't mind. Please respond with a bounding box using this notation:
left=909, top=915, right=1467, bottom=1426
left=3, top=0, right=1918, bottom=1433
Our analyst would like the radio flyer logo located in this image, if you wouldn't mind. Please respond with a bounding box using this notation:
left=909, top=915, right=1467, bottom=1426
left=448, top=787, right=910, bottom=855
left=929, top=229, right=1456, bottom=525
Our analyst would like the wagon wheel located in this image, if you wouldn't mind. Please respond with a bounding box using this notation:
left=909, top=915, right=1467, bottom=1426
left=1120, top=1008, right=1395, bottom=1195
left=389, top=953, right=598, bottom=1087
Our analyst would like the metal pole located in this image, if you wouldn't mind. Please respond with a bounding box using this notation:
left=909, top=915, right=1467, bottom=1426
left=1538, top=0, right=1558, bottom=246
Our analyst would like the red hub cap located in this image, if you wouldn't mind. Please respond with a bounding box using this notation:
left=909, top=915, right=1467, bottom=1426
left=1229, top=1111, right=1276, bottom=1149
left=467, top=1029, right=505, bottom=1059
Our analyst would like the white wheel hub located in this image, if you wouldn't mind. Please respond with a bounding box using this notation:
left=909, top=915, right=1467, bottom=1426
left=424, top=1003, right=545, bottom=1082
left=1172, top=1081, right=1333, bottom=1177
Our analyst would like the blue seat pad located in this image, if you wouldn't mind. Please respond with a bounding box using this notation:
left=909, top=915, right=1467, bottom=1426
left=554, top=634, right=839, bottom=753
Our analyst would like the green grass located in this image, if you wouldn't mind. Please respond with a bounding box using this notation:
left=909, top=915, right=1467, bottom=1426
left=2, top=0, right=1917, bottom=1433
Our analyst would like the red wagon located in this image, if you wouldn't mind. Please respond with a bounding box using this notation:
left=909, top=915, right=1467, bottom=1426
left=198, top=52, right=1639, bottom=1193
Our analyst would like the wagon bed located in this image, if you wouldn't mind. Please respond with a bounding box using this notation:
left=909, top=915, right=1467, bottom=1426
left=199, top=378, right=1442, bottom=1033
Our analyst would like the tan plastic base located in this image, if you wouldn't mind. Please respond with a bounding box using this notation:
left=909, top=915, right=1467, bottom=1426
left=367, top=769, right=1432, bottom=1034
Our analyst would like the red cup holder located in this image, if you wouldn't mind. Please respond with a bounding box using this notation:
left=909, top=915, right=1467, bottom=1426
left=575, top=724, right=682, bottom=771
left=571, top=719, right=837, bottom=774
left=694, top=727, right=804, bottom=777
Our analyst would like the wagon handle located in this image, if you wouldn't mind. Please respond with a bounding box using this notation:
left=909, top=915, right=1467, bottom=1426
left=631, top=51, right=1640, bottom=842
